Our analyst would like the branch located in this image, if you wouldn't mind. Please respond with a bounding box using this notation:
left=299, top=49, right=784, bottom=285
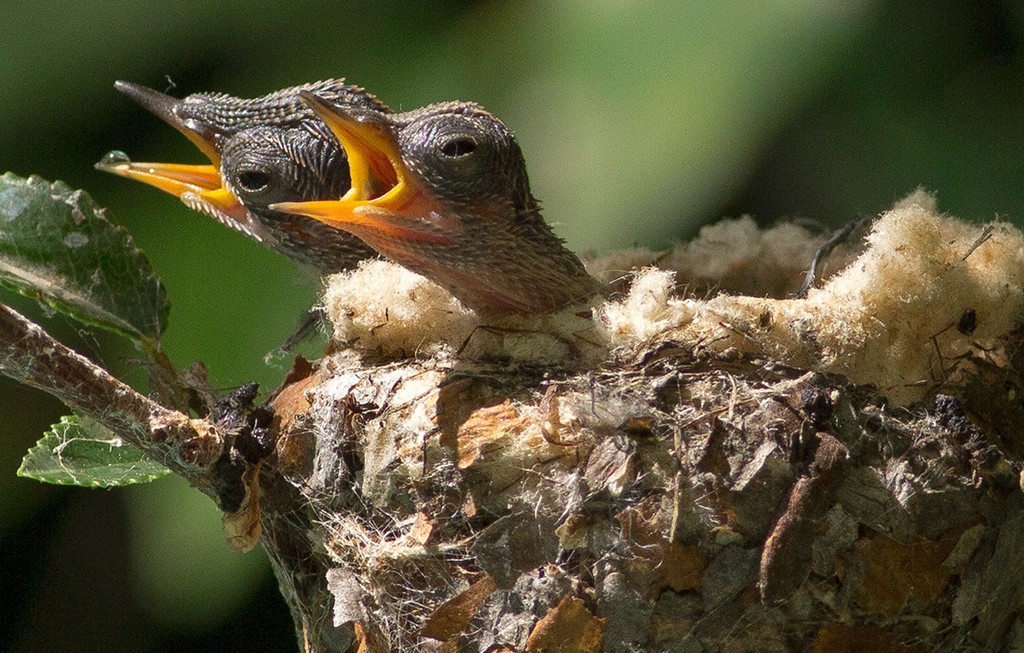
left=0, top=302, right=222, bottom=494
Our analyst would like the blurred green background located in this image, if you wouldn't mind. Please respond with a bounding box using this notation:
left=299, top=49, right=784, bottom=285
left=3, top=2, right=1023, bottom=650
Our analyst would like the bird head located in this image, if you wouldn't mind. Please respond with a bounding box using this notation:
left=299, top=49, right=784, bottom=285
left=217, top=125, right=350, bottom=217
left=96, top=81, right=256, bottom=237
left=97, top=80, right=387, bottom=245
left=274, top=93, right=601, bottom=315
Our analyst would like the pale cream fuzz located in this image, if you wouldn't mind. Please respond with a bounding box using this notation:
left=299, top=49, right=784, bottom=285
left=323, top=191, right=1024, bottom=404
left=660, top=217, right=825, bottom=297
left=322, top=259, right=476, bottom=358
left=594, top=268, right=696, bottom=346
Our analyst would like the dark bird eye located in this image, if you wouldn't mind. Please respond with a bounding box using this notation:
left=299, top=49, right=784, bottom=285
left=440, top=137, right=477, bottom=158
left=237, top=170, right=272, bottom=192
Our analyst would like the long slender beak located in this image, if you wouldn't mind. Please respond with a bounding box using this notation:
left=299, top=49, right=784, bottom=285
left=271, top=91, right=450, bottom=244
left=100, top=81, right=223, bottom=194
left=98, top=82, right=254, bottom=237
left=113, top=81, right=220, bottom=163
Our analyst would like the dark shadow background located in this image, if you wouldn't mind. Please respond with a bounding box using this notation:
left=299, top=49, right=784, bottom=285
left=2, top=2, right=1023, bottom=650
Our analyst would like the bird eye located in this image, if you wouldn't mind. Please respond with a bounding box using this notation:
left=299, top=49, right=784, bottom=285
left=440, top=137, right=477, bottom=158
left=236, top=170, right=272, bottom=193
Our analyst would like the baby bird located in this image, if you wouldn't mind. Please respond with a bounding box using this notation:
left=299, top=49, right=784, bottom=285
left=98, top=80, right=388, bottom=273
left=274, top=93, right=604, bottom=316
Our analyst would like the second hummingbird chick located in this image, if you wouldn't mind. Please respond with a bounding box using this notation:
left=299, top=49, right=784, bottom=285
left=99, top=80, right=387, bottom=274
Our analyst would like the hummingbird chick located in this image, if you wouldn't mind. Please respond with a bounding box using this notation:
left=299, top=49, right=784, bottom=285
left=98, top=80, right=389, bottom=273
left=274, top=92, right=605, bottom=317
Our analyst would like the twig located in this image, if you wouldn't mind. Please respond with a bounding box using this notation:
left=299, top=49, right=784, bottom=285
left=797, top=218, right=870, bottom=298
left=962, top=224, right=994, bottom=261
left=0, top=302, right=222, bottom=495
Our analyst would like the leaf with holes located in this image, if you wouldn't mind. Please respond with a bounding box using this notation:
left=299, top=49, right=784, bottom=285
left=0, top=173, right=168, bottom=341
left=17, top=414, right=170, bottom=486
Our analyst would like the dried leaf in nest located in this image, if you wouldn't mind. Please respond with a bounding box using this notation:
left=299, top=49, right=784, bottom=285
left=525, top=596, right=604, bottom=653
left=456, top=400, right=578, bottom=478
left=844, top=532, right=956, bottom=618
left=352, top=622, right=387, bottom=653
left=812, top=624, right=916, bottom=653
left=420, top=574, right=497, bottom=642
left=616, top=499, right=705, bottom=592
left=222, top=465, right=262, bottom=553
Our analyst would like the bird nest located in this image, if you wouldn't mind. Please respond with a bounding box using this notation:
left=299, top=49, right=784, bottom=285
left=248, top=191, right=1024, bottom=651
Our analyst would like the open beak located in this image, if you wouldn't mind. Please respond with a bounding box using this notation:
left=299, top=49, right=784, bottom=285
left=272, top=91, right=451, bottom=244
left=97, top=81, right=256, bottom=238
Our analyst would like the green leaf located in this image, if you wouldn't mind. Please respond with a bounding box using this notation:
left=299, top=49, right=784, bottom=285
left=17, top=414, right=170, bottom=487
left=0, top=173, right=169, bottom=341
